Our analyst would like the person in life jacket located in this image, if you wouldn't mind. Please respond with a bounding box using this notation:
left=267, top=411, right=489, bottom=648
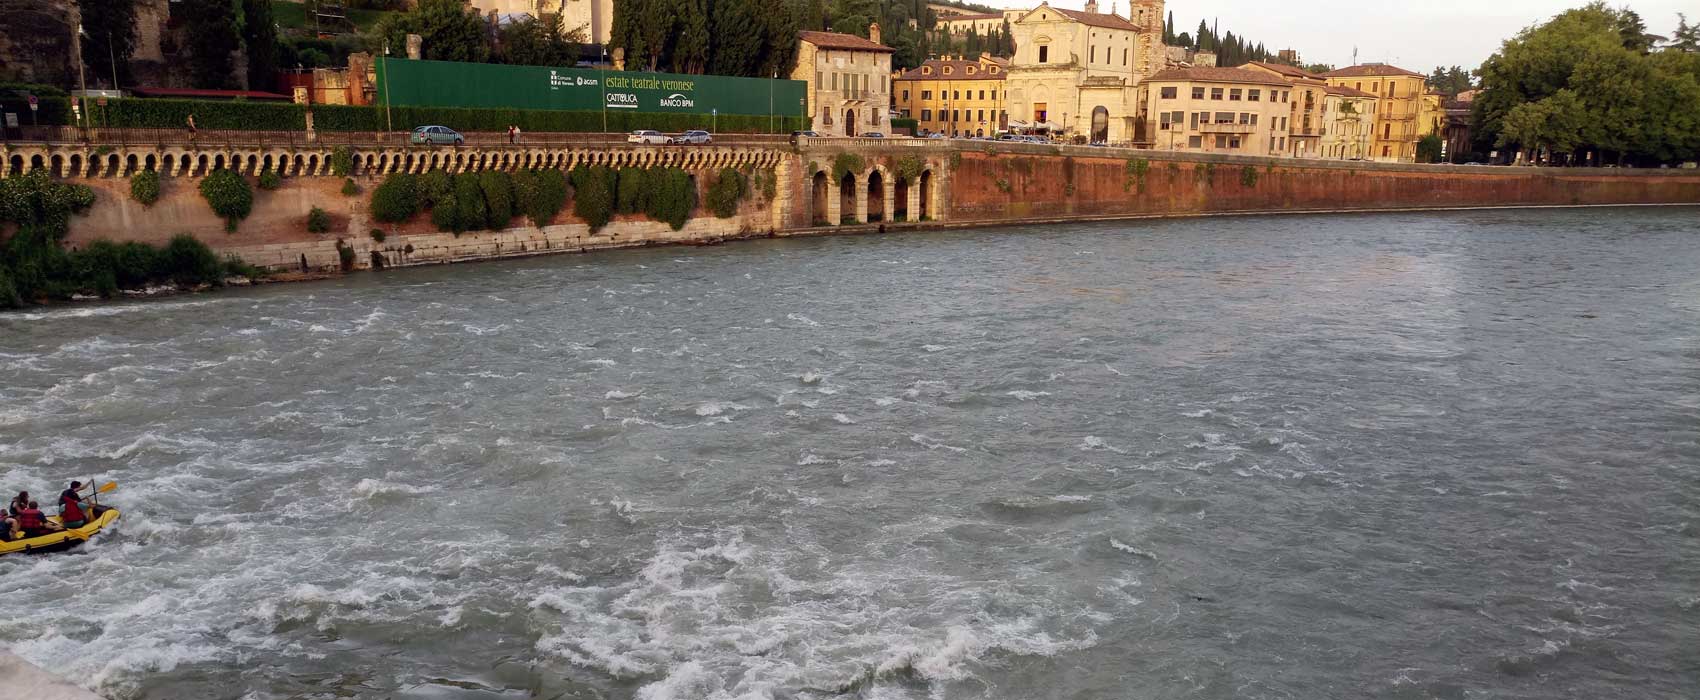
left=59, top=481, right=88, bottom=529
left=15, top=501, right=55, bottom=538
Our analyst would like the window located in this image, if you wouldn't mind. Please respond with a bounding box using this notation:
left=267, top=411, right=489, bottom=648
left=1238, top=112, right=1251, bottom=125
left=1230, top=89, right=1242, bottom=101
left=1123, top=48, right=1128, bottom=65
left=953, top=91, right=960, bottom=100
left=1229, top=136, right=1242, bottom=149
left=1189, top=112, right=1200, bottom=129
left=1160, top=112, right=1175, bottom=129
left=1172, top=110, right=1184, bottom=125
left=902, top=90, right=910, bottom=102
left=1211, top=88, right=1224, bottom=100
left=1215, top=112, right=1234, bottom=124
left=1384, top=124, right=1391, bottom=139
left=1250, top=114, right=1258, bottom=126
left=1188, top=136, right=1203, bottom=148
left=921, top=90, right=931, bottom=100
left=1388, top=83, right=1396, bottom=97
left=1249, top=89, right=1261, bottom=102
left=831, top=73, right=838, bottom=90
left=1215, top=135, right=1228, bottom=148
left=1039, top=46, right=1049, bottom=63
left=952, top=109, right=959, bottom=121
left=921, top=109, right=932, bottom=121
left=1383, top=145, right=1391, bottom=157
left=1161, top=86, right=1177, bottom=99
left=978, top=90, right=985, bottom=100
left=1035, top=103, right=1048, bottom=122
left=977, top=109, right=984, bottom=122
left=1192, top=87, right=1205, bottom=99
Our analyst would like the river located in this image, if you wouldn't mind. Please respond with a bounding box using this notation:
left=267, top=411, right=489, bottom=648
left=2, top=207, right=1697, bottom=700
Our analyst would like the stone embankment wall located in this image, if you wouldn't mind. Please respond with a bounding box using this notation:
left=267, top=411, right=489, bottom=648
left=47, top=139, right=1700, bottom=274
left=0, top=650, right=103, bottom=700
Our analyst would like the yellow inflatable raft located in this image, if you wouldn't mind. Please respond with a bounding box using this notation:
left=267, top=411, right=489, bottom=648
left=0, top=505, right=121, bottom=556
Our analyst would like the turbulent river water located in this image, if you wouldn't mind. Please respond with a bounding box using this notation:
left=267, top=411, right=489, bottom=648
left=2, top=207, right=1698, bottom=700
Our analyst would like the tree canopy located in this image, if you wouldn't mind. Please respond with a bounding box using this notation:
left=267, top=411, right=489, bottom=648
left=373, top=0, right=491, bottom=64
left=1427, top=66, right=1474, bottom=96
left=1170, top=18, right=1278, bottom=66
left=1473, top=2, right=1700, bottom=165
left=78, top=0, right=139, bottom=88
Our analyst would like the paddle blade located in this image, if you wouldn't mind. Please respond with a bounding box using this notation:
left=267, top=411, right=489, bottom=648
left=97, top=482, right=117, bottom=493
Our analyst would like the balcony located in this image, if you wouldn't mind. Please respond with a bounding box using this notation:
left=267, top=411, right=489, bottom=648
left=1199, top=122, right=1255, bottom=134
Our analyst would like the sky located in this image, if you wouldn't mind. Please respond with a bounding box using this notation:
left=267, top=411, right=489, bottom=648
left=985, top=0, right=1692, bottom=73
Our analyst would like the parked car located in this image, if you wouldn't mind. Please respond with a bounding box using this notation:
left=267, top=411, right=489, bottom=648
left=789, top=130, right=822, bottom=145
left=671, top=130, right=713, bottom=145
left=627, top=130, right=668, bottom=145
left=410, top=126, right=464, bottom=146
left=926, top=133, right=947, bottom=140
left=862, top=132, right=887, bottom=138
left=996, top=134, right=1022, bottom=141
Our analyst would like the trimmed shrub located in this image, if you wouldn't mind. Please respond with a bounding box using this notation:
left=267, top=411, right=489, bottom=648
left=369, top=173, right=418, bottom=223
left=130, top=170, right=161, bottom=206
left=417, top=169, right=453, bottom=206
left=478, top=171, right=514, bottom=230
left=452, top=173, right=486, bottom=233
left=431, top=187, right=460, bottom=232
left=111, top=242, right=160, bottom=288
left=104, top=98, right=306, bottom=130
left=257, top=169, right=282, bottom=190
left=307, top=207, right=331, bottom=233
left=0, top=267, right=20, bottom=309
left=706, top=168, right=746, bottom=218
left=513, top=168, right=566, bottom=226
left=161, top=234, right=224, bottom=285
left=329, top=147, right=354, bottom=177
left=312, top=103, right=806, bottom=134
left=198, top=169, right=253, bottom=232
left=570, top=165, right=615, bottom=232
left=646, top=168, right=696, bottom=230
left=616, top=167, right=644, bottom=214
left=341, top=178, right=360, bottom=196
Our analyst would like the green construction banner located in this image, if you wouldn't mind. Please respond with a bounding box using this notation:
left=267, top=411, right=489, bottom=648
left=376, top=58, right=806, bottom=118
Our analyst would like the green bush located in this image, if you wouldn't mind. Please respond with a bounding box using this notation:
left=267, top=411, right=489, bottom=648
left=478, top=171, right=514, bottom=230
left=257, top=169, right=282, bottom=190
left=417, top=170, right=453, bottom=205
left=130, top=170, right=161, bottom=206
left=0, top=96, right=72, bottom=126
left=706, top=168, right=746, bottom=218
left=832, top=153, right=866, bottom=181
left=199, top=169, right=253, bottom=232
left=647, top=168, right=696, bottom=230
left=330, top=147, right=354, bottom=177
left=307, top=207, right=331, bottom=233
left=223, top=255, right=265, bottom=279
left=616, top=167, right=644, bottom=214
left=111, top=241, right=161, bottom=288
left=161, top=234, right=224, bottom=285
left=570, top=165, right=615, bottom=232
left=369, top=173, right=419, bottom=223
left=452, top=173, right=486, bottom=233
left=0, top=267, right=20, bottom=309
left=431, top=186, right=461, bottom=232
left=370, top=228, right=386, bottom=242
left=336, top=239, right=356, bottom=271
left=103, top=98, right=306, bottom=130
left=312, top=103, right=806, bottom=134
left=512, top=168, right=566, bottom=226
left=341, top=178, right=360, bottom=196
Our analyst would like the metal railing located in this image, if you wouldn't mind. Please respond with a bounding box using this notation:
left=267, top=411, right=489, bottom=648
left=4, top=127, right=796, bottom=149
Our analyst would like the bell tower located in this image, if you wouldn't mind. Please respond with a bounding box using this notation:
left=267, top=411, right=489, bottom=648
left=1130, top=0, right=1164, bottom=78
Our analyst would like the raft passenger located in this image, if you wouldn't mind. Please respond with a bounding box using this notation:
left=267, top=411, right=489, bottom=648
left=60, top=482, right=87, bottom=529
left=16, top=501, right=56, bottom=537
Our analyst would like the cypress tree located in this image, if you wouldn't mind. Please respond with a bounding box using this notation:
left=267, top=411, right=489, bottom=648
left=672, top=0, right=710, bottom=73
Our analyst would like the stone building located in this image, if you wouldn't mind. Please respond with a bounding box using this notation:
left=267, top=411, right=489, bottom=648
left=793, top=27, right=895, bottom=137
left=935, top=10, right=1025, bottom=36
left=1320, top=84, right=1378, bottom=160
left=1320, top=63, right=1427, bottom=161
left=1002, top=0, right=1164, bottom=144
left=466, top=0, right=613, bottom=46
left=1141, top=66, right=1294, bottom=156
left=892, top=54, right=1008, bottom=137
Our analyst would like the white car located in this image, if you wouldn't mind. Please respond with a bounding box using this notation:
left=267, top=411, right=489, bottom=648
left=627, top=130, right=667, bottom=145
left=671, top=130, right=713, bottom=145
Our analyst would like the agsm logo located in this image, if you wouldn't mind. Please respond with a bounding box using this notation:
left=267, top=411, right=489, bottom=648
left=659, top=93, right=695, bottom=108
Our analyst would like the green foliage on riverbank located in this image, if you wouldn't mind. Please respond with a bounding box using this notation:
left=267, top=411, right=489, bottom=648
left=130, top=170, right=161, bottom=205
left=0, top=173, right=245, bottom=308
left=570, top=165, right=616, bottom=231
left=513, top=169, right=568, bottom=226
left=706, top=168, right=747, bottom=218
left=200, top=168, right=254, bottom=232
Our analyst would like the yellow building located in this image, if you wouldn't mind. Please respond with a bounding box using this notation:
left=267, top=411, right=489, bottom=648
left=1419, top=91, right=1445, bottom=138
left=1004, top=0, right=1164, bottom=143
left=1321, top=63, right=1427, bottom=161
left=935, top=10, right=1024, bottom=36
left=1142, top=67, right=1295, bottom=156
left=793, top=27, right=896, bottom=137
left=892, top=55, right=1009, bottom=137
left=1320, top=84, right=1377, bottom=160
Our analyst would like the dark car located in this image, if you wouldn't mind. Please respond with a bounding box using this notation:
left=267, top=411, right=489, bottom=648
left=790, top=130, right=822, bottom=145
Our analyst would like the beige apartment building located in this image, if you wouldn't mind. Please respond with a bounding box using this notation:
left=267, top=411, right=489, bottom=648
left=1003, top=0, right=1165, bottom=143
left=1321, top=63, right=1427, bottom=161
left=1142, top=67, right=1295, bottom=156
left=1320, top=84, right=1378, bottom=159
left=1240, top=61, right=1330, bottom=158
left=794, top=27, right=895, bottom=136
left=935, top=10, right=1025, bottom=36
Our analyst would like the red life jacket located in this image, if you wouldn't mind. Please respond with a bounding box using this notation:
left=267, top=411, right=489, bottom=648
left=60, top=493, right=85, bottom=524
left=16, top=508, right=46, bottom=531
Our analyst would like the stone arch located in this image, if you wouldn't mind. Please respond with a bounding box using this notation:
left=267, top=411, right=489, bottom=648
left=866, top=169, right=886, bottom=223
left=162, top=153, right=175, bottom=175
left=107, top=153, right=121, bottom=175
left=125, top=153, right=139, bottom=175
left=214, top=153, right=227, bottom=171
left=29, top=154, right=45, bottom=173
left=245, top=153, right=258, bottom=174
left=811, top=170, right=829, bottom=225
left=838, top=171, right=857, bottom=224
left=894, top=174, right=910, bottom=221
left=70, top=154, right=85, bottom=177
left=50, top=154, right=65, bottom=177
left=144, top=154, right=157, bottom=171
left=1091, top=106, right=1109, bottom=144
left=308, top=154, right=320, bottom=174
left=844, top=108, right=858, bottom=137
left=351, top=153, right=364, bottom=174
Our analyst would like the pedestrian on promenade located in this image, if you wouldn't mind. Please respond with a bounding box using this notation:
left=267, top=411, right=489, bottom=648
left=187, top=114, right=197, bottom=141
left=513, top=124, right=521, bottom=145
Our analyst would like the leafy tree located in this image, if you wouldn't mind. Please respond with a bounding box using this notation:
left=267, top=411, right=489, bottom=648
left=709, top=0, right=762, bottom=76
left=78, top=0, right=138, bottom=88
left=1416, top=133, right=1445, bottom=163
left=1669, top=13, right=1699, bottom=53
left=1427, top=65, right=1473, bottom=96
left=1612, top=8, right=1660, bottom=54
left=671, top=0, right=710, bottom=73
left=452, top=173, right=487, bottom=232
left=374, top=0, right=490, bottom=63
left=478, top=170, right=514, bottom=229
left=241, top=0, right=279, bottom=91
left=499, top=13, right=585, bottom=66
left=199, top=169, right=253, bottom=232
left=179, top=0, right=242, bottom=89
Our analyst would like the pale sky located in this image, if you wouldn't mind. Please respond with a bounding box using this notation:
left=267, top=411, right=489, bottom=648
left=988, top=0, right=1692, bottom=73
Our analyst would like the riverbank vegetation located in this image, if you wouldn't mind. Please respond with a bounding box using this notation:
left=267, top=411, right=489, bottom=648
left=0, top=173, right=253, bottom=309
